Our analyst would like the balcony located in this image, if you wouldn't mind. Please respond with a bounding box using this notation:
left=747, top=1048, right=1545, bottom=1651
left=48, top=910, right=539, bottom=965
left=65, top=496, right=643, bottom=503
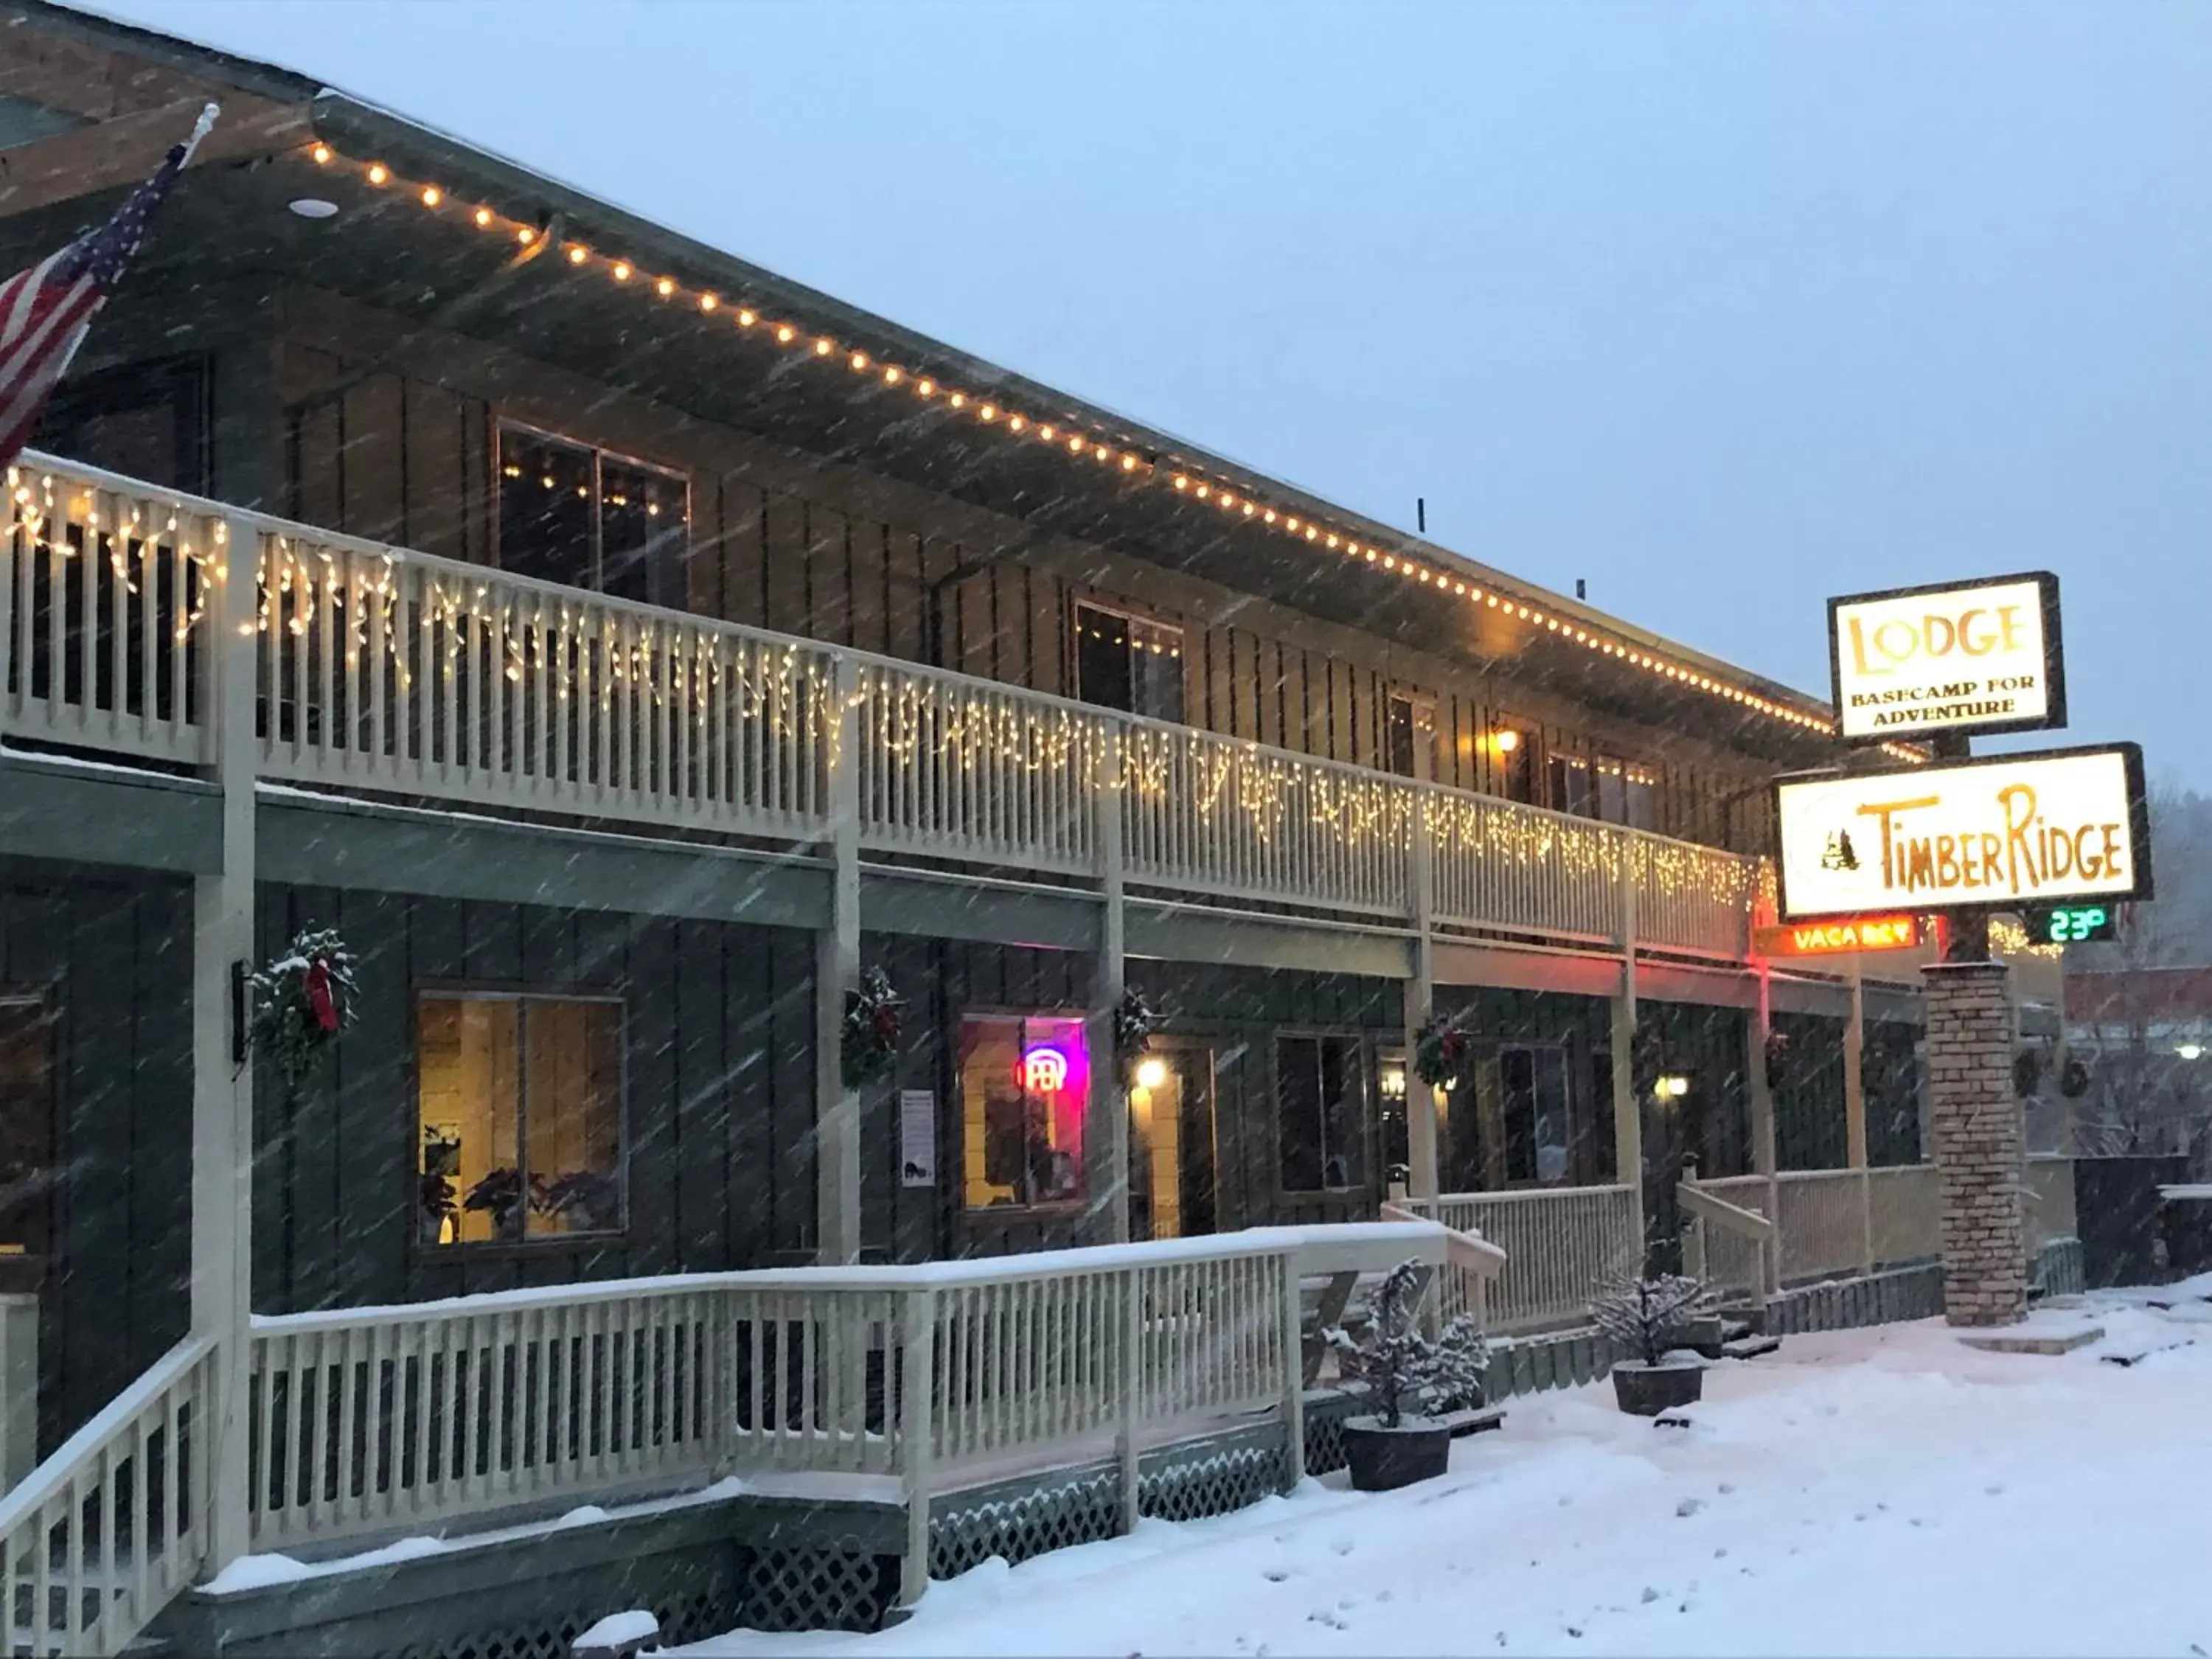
left=1, top=449, right=1759, bottom=961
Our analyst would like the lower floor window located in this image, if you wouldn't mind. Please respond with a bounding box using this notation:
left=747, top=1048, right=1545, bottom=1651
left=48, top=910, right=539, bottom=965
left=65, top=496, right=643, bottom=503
left=417, top=992, right=625, bottom=1245
left=1279, top=1035, right=1367, bottom=1193
left=961, top=1013, right=1090, bottom=1211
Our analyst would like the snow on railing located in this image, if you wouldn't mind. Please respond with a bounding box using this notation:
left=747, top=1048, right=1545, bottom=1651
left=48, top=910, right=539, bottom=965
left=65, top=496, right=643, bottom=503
left=243, top=1224, right=1433, bottom=1600
left=3, top=448, right=1763, bottom=956
left=0, top=1337, right=216, bottom=1658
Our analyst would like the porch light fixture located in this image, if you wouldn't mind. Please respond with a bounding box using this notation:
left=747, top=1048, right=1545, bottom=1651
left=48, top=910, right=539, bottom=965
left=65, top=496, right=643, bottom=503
left=1380, top=1066, right=1407, bottom=1101
left=1134, top=1057, right=1169, bottom=1092
left=2180, top=1044, right=2205, bottom=1062
left=287, top=198, right=338, bottom=220
left=1655, top=1074, right=1691, bottom=1099
left=288, top=135, right=1916, bottom=754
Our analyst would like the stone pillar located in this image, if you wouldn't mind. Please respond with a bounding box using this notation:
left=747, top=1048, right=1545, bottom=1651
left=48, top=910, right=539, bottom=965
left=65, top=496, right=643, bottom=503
left=1924, top=961, right=2026, bottom=1327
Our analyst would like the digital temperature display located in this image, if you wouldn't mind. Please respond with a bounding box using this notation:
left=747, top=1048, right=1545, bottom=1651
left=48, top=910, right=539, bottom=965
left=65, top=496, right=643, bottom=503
left=2022, top=903, right=2118, bottom=945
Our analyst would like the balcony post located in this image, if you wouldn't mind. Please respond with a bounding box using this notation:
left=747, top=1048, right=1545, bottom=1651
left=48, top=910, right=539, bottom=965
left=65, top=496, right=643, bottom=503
left=1087, top=731, right=1130, bottom=1245
left=1746, top=956, right=1784, bottom=1293
left=192, top=518, right=259, bottom=1572
left=1610, top=841, right=1644, bottom=1262
left=815, top=655, right=863, bottom=1265
left=1844, top=956, right=1873, bottom=1272
left=1404, top=793, right=1440, bottom=1202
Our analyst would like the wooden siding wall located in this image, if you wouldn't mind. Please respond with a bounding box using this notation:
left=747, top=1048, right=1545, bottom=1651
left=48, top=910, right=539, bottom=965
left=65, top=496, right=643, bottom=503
left=266, top=289, right=1779, bottom=852
left=252, top=883, right=818, bottom=1313
left=0, top=859, right=192, bottom=1450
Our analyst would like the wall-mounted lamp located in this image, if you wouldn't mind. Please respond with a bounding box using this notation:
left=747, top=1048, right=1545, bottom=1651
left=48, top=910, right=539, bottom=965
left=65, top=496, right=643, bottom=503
left=2178, top=1044, right=2205, bottom=1062
left=1487, top=728, right=1522, bottom=755
left=1134, top=1057, right=1170, bottom=1091
left=1380, top=1066, right=1407, bottom=1101
left=1655, top=1074, right=1691, bottom=1100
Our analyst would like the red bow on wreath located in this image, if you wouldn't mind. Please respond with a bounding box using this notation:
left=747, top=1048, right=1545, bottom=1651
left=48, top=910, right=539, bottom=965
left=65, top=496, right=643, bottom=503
left=305, top=958, right=340, bottom=1033
left=872, top=1004, right=899, bottom=1041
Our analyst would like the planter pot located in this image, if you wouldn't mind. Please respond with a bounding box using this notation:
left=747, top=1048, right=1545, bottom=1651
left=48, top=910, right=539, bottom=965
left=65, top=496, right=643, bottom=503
left=1341, top=1416, right=1452, bottom=1492
left=1610, top=1360, right=1705, bottom=1417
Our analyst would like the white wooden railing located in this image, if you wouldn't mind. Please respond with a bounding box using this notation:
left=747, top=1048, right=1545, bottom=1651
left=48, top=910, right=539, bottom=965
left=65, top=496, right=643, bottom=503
left=1679, top=1175, right=1778, bottom=1302
left=0, top=1338, right=215, bottom=1658
left=237, top=1223, right=1433, bottom=1607
left=1400, top=1185, right=1638, bottom=1332
left=1865, top=1164, right=1941, bottom=1266
left=4, top=450, right=1760, bottom=959
left=1771, top=1171, right=1872, bottom=1281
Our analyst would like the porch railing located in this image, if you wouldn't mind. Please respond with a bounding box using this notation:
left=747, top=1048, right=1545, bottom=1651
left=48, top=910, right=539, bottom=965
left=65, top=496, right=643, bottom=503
left=1401, top=1185, right=1638, bottom=1333
left=240, top=1225, right=1423, bottom=1579
left=3, top=450, right=1759, bottom=959
left=0, top=1337, right=215, bottom=1658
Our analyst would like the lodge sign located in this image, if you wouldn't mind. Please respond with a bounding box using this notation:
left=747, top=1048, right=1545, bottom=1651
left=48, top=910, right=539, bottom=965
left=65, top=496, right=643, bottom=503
left=1827, top=572, right=2065, bottom=742
left=1775, top=743, right=2150, bottom=921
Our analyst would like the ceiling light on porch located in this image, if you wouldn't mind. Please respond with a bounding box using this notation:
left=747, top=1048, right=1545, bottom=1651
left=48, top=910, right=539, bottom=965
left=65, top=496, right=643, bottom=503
left=287, top=198, right=338, bottom=220
left=2180, top=1044, right=2205, bottom=1062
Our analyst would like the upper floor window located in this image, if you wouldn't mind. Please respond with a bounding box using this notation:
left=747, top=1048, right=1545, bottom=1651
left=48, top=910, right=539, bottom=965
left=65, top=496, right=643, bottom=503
left=1550, top=754, right=1655, bottom=830
left=1385, top=694, right=1434, bottom=780
left=1074, top=601, right=1184, bottom=724
left=417, top=991, right=625, bottom=1247
left=35, top=355, right=209, bottom=493
left=498, top=422, right=689, bottom=606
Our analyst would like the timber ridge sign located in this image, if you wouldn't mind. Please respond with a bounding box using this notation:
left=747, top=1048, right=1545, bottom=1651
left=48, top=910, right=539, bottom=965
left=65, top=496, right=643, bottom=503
left=1774, top=743, right=2152, bottom=922
left=1827, top=572, right=2065, bottom=742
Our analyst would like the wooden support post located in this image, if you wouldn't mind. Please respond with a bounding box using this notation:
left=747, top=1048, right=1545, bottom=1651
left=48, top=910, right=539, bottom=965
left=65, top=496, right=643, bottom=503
left=1279, top=1254, right=1307, bottom=1494
left=1747, top=956, right=1784, bottom=1294
left=815, top=655, right=863, bottom=1265
left=1116, top=1270, right=1142, bottom=1530
left=1610, top=845, right=1644, bottom=1259
left=192, top=518, right=259, bottom=1573
left=897, top=1287, right=936, bottom=1609
left=1088, top=745, right=1130, bottom=1245
left=1845, top=956, right=1873, bottom=1273
left=1405, top=794, right=1441, bottom=1202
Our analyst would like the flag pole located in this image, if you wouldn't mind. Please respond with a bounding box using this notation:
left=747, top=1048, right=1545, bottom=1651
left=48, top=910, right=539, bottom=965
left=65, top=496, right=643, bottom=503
left=181, top=102, right=220, bottom=164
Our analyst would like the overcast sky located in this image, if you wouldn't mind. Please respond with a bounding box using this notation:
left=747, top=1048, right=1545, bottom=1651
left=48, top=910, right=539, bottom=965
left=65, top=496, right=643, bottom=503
left=91, top=0, right=2212, bottom=789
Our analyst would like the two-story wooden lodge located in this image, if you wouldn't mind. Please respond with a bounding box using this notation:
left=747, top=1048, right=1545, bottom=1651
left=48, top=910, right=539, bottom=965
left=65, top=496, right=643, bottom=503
left=0, top=0, right=2062, bottom=1482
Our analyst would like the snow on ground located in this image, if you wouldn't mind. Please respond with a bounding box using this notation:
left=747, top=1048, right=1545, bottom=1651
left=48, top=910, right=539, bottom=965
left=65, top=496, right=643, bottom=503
left=682, top=1284, right=2212, bottom=1659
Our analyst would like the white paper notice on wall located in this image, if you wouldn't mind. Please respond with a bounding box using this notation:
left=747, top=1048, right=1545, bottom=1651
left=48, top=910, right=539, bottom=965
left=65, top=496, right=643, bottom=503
left=900, top=1091, right=936, bottom=1187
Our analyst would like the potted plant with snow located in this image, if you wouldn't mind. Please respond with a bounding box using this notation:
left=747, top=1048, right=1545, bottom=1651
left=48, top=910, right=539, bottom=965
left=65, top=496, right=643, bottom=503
left=1593, top=1271, right=1711, bottom=1416
left=1329, top=1259, right=1489, bottom=1492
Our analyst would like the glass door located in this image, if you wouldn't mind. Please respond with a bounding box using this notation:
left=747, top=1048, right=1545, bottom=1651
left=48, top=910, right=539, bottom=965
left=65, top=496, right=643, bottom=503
left=1129, top=1043, right=1217, bottom=1239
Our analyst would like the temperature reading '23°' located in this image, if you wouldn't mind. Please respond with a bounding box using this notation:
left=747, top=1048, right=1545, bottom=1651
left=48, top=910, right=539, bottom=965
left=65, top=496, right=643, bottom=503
left=2023, top=903, right=2119, bottom=945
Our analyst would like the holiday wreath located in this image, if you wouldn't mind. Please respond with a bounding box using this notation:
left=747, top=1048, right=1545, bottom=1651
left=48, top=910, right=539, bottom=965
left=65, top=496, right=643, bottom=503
left=841, top=967, right=905, bottom=1089
left=248, top=927, right=357, bottom=1088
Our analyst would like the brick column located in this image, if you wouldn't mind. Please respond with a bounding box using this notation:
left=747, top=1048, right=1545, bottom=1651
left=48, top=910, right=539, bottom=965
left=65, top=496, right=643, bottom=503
left=1924, top=961, right=2027, bottom=1327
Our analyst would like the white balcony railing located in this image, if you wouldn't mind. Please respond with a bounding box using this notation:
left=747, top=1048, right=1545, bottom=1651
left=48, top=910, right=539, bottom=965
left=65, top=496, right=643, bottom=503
left=3, top=451, right=1761, bottom=959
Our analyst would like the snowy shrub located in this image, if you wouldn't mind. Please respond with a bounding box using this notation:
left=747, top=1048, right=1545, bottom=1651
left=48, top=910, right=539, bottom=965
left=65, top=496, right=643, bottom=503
left=1329, top=1258, right=1489, bottom=1428
left=1590, top=1272, right=1711, bottom=1368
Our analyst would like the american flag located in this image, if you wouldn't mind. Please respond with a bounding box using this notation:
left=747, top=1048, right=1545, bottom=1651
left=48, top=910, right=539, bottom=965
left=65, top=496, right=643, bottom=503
left=0, top=102, right=218, bottom=471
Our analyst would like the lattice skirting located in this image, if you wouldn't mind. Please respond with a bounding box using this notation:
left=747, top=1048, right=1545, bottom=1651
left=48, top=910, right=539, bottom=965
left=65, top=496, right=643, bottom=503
left=930, top=1422, right=1292, bottom=1579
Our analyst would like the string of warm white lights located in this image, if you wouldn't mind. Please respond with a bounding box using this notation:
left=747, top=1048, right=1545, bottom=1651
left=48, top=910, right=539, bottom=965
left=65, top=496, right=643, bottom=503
left=303, top=140, right=1914, bottom=758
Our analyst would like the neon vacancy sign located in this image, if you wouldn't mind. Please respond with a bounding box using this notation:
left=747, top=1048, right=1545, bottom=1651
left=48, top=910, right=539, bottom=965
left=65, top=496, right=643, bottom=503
left=1020, top=1046, right=1071, bottom=1093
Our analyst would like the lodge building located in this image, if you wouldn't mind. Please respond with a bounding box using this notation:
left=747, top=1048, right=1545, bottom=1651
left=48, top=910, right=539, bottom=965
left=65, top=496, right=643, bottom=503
left=0, top=8, right=2079, bottom=1648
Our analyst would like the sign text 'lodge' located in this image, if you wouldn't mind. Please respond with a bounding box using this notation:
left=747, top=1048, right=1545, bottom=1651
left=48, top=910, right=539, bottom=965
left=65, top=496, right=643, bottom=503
left=1826, top=572, right=2065, bottom=742
left=1773, top=744, right=2151, bottom=921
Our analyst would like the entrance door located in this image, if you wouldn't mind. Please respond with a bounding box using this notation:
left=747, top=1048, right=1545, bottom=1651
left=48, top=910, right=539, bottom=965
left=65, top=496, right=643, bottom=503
left=1129, top=1044, right=1218, bottom=1240
left=0, top=996, right=52, bottom=1479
